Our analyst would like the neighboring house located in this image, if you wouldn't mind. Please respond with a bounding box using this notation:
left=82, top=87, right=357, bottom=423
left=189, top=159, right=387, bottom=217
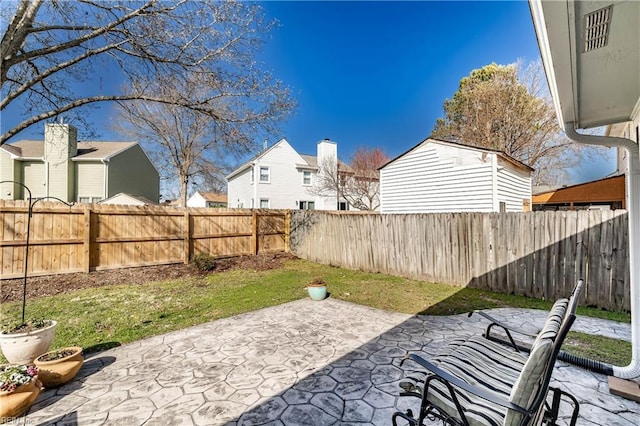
left=99, top=193, right=159, bottom=206
left=379, top=138, right=533, bottom=213
left=187, top=191, right=228, bottom=208
left=532, top=175, right=625, bottom=211
left=0, top=123, right=159, bottom=203
left=226, top=138, right=350, bottom=210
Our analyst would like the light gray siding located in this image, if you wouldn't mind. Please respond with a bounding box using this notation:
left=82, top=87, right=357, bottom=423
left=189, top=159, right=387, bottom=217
left=380, top=142, right=495, bottom=213
left=76, top=162, right=105, bottom=201
left=22, top=161, right=46, bottom=198
left=0, top=150, right=21, bottom=199
left=107, top=144, right=159, bottom=202
left=497, top=158, right=532, bottom=212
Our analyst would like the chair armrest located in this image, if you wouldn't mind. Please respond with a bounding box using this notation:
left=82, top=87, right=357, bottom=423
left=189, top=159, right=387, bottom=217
left=469, top=311, right=539, bottom=338
left=402, top=353, right=530, bottom=416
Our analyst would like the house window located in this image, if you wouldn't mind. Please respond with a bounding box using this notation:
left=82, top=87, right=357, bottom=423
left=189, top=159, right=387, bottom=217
left=78, top=196, right=103, bottom=203
left=299, top=201, right=315, bottom=210
left=338, top=201, right=349, bottom=211
left=260, top=199, right=270, bottom=209
left=302, top=170, right=312, bottom=185
left=259, top=166, right=270, bottom=183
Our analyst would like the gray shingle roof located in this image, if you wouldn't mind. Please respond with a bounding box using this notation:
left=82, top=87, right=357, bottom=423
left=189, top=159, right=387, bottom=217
left=3, top=140, right=137, bottom=160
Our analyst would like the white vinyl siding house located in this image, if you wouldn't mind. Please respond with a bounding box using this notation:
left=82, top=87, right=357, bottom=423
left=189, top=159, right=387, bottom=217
left=227, top=138, right=340, bottom=210
left=380, top=139, right=532, bottom=213
left=497, top=159, right=533, bottom=211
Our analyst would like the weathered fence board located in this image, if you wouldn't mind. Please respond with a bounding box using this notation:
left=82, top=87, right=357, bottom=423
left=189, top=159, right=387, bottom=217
left=0, top=200, right=287, bottom=279
left=291, top=210, right=630, bottom=311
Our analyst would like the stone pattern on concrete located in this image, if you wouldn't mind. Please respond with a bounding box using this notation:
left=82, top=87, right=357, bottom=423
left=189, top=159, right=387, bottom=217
left=9, top=299, right=639, bottom=425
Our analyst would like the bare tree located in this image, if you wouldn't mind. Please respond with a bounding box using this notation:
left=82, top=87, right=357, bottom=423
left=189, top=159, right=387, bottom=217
left=432, top=62, right=601, bottom=185
left=310, top=147, right=389, bottom=211
left=1, top=0, right=294, bottom=145
left=116, top=69, right=293, bottom=206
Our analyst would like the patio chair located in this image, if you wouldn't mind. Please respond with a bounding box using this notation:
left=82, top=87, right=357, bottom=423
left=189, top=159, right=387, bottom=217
left=393, top=283, right=582, bottom=426
left=468, top=281, right=612, bottom=376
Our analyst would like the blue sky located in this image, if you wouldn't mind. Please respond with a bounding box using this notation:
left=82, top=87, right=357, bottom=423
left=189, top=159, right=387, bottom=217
left=256, top=1, right=615, bottom=183
left=2, top=1, right=616, bottom=185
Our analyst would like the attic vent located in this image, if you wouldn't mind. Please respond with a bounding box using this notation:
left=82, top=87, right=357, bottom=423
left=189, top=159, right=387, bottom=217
left=583, top=5, right=612, bottom=52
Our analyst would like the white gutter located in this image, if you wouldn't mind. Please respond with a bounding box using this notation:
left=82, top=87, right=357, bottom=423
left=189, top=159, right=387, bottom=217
left=564, top=122, right=640, bottom=379
left=103, top=159, right=109, bottom=200
left=252, top=161, right=257, bottom=209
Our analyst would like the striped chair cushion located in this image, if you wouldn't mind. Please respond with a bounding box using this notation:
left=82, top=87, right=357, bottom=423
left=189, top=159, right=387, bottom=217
left=415, top=300, right=567, bottom=426
left=420, top=336, right=529, bottom=426
left=532, top=298, right=568, bottom=347
left=505, top=338, right=553, bottom=426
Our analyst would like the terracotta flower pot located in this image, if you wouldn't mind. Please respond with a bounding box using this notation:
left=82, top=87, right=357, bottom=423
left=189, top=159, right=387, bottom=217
left=0, top=320, right=57, bottom=364
left=0, top=377, right=42, bottom=419
left=34, top=346, right=83, bottom=388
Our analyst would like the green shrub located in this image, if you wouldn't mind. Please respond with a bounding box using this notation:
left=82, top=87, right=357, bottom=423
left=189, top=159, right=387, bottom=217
left=191, top=253, right=216, bottom=271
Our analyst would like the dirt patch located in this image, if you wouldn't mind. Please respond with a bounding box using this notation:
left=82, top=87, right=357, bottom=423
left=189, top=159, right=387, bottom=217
left=1, top=252, right=297, bottom=303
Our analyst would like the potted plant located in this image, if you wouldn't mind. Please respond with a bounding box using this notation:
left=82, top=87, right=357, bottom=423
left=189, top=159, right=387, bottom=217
left=0, top=364, right=42, bottom=419
left=0, top=181, right=69, bottom=364
left=34, top=346, right=83, bottom=388
left=307, top=277, right=328, bottom=301
left=0, top=318, right=57, bottom=364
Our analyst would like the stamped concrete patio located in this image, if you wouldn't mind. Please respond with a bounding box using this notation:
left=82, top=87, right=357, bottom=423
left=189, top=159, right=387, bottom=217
left=14, top=298, right=640, bottom=425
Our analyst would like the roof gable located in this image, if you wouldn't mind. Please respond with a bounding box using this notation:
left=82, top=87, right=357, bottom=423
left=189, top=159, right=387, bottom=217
left=380, top=137, right=533, bottom=172
left=226, top=138, right=310, bottom=180
left=198, top=191, right=227, bottom=203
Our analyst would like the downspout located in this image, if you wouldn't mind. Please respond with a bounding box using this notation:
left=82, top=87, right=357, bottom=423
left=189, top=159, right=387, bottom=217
left=252, top=161, right=257, bottom=209
left=491, top=154, right=499, bottom=212
left=103, top=159, right=108, bottom=200
left=564, top=122, right=640, bottom=379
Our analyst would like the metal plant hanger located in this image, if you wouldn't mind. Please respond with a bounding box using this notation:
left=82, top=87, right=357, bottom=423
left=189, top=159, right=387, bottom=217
left=0, top=181, right=73, bottom=324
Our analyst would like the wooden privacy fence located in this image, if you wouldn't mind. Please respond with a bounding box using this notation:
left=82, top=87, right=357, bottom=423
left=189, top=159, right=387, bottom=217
left=291, top=210, right=630, bottom=311
left=0, top=200, right=289, bottom=279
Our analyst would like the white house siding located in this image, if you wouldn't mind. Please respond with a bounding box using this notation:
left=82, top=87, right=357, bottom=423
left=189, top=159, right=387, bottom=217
left=186, top=192, right=206, bottom=208
left=228, top=166, right=254, bottom=208
left=615, top=115, right=640, bottom=174
left=21, top=161, right=46, bottom=198
left=254, top=141, right=313, bottom=209
left=76, top=162, right=105, bottom=201
left=227, top=139, right=334, bottom=210
left=0, top=150, right=21, bottom=199
left=380, top=143, right=495, bottom=213
left=497, top=158, right=532, bottom=212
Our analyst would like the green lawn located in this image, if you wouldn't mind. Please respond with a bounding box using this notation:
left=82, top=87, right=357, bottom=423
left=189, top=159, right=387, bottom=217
left=0, top=259, right=631, bottom=365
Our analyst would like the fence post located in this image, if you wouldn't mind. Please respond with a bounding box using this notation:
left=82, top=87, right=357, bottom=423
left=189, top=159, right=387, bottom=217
left=251, top=211, right=258, bottom=255
left=183, top=210, right=191, bottom=264
left=83, top=206, right=91, bottom=273
left=285, top=210, right=291, bottom=253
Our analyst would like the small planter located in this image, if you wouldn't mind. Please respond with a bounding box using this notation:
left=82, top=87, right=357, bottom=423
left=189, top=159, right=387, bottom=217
left=0, top=320, right=57, bottom=364
left=34, top=346, right=84, bottom=388
left=307, top=278, right=327, bottom=301
left=0, top=365, right=41, bottom=419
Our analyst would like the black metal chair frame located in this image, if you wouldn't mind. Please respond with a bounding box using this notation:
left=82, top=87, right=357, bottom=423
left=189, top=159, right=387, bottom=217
left=393, top=282, right=583, bottom=426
